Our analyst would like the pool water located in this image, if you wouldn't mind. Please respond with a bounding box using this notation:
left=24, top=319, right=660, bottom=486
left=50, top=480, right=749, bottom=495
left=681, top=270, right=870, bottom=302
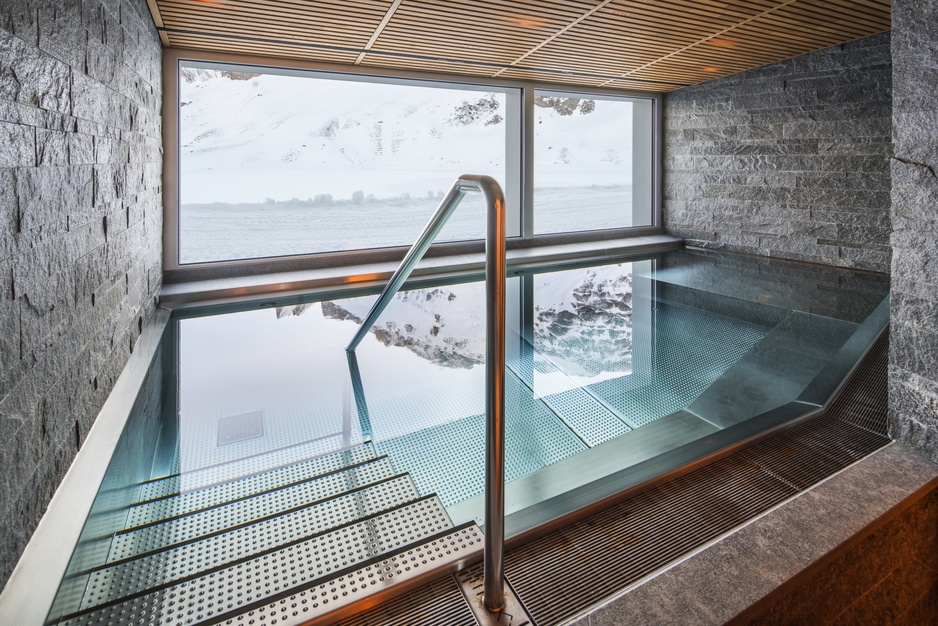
left=167, top=249, right=887, bottom=517
left=47, top=248, right=889, bottom=623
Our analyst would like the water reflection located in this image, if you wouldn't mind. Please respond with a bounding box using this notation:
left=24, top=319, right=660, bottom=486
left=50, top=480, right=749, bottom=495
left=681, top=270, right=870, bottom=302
left=174, top=250, right=889, bottom=506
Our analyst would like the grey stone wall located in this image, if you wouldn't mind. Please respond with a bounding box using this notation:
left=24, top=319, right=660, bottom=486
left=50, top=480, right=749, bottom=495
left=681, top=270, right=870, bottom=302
left=0, top=0, right=162, bottom=588
left=663, top=33, right=892, bottom=273
left=890, top=0, right=938, bottom=463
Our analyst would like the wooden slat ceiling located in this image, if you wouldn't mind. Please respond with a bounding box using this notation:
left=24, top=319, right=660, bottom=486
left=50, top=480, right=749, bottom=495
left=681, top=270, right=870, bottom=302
left=147, top=0, right=891, bottom=92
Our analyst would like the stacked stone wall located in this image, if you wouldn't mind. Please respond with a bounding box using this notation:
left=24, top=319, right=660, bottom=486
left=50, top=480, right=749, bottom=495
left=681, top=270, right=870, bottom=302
left=664, top=33, right=892, bottom=273
left=890, top=0, right=938, bottom=463
left=0, top=0, right=162, bottom=587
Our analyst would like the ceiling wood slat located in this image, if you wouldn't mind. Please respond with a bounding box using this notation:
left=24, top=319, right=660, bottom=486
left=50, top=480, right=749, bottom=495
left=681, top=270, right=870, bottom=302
left=150, top=0, right=892, bottom=93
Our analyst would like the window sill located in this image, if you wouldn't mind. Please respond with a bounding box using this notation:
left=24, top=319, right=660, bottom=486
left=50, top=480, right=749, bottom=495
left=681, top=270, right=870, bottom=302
left=160, top=232, right=681, bottom=309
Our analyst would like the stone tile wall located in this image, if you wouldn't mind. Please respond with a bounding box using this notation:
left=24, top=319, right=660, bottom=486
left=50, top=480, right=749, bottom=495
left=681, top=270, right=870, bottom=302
left=0, top=0, right=162, bottom=588
left=890, top=0, right=938, bottom=464
left=663, top=33, right=892, bottom=273
left=729, top=483, right=938, bottom=625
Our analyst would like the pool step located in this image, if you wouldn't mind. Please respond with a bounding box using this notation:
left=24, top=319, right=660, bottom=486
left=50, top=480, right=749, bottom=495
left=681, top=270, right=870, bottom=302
left=125, top=449, right=382, bottom=527
left=135, top=438, right=376, bottom=502
left=218, top=523, right=483, bottom=626
left=60, top=499, right=475, bottom=626
left=78, top=474, right=421, bottom=611
left=108, top=456, right=396, bottom=563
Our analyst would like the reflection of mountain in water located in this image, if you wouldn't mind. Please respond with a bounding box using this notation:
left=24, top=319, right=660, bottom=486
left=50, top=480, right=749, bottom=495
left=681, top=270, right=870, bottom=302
left=320, top=286, right=486, bottom=369
left=534, top=270, right=633, bottom=378
left=282, top=270, right=633, bottom=374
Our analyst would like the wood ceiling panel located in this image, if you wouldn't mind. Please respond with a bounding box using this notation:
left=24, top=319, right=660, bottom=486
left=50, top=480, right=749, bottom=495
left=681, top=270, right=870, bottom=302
left=357, top=55, right=503, bottom=79
left=165, top=33, right=361, bottom=65
left=150, top=0, right=892, bottom=93
left=367, top=0, right=598, bottom=66
left=158, top=0, right=395, bottom=48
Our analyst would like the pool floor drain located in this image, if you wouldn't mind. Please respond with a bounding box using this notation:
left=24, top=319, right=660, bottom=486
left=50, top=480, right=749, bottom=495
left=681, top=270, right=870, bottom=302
left=217, top=410, right=265, bottom=446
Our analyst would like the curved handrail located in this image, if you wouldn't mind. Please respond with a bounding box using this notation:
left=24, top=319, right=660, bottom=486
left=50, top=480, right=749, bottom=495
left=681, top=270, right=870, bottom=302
left=345, top=174, right=507, bottom=612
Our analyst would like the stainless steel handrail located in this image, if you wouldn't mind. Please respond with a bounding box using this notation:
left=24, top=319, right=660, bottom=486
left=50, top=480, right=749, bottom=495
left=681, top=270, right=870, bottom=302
left=345, top=174, right=507, bottom=612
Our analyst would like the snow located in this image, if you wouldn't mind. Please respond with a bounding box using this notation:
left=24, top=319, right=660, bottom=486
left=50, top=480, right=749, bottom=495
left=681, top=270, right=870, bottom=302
left=179, top=68, right=508, bottom=204
left=177, top=67, right=637, bottom=262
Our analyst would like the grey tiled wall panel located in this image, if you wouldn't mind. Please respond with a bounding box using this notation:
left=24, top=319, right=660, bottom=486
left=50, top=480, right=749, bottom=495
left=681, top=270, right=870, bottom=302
left=663, top=32, right=892, bottom=273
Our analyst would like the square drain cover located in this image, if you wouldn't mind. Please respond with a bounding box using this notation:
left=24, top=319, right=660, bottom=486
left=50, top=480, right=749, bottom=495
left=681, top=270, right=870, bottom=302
left=217, top=410, right=265, bottom=446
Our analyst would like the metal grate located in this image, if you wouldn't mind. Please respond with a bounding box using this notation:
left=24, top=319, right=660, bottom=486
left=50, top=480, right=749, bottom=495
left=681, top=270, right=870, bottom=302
left=505, top=456, right=798, bottom=626
left=109, top=458, right=396, bottom=562
left=63, top=498, right=457, bottom=625
left=738, top=418, right=889, bottom=491
left=81, top=476, right=421, bottom=610
left=827, top=332, right=890, bottom=437
left=502, top=332, right=892, bottom=626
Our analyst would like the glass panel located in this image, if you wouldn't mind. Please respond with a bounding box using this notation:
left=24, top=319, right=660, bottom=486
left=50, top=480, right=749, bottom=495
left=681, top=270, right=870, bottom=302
left=533, top=91, right=653, bottom=233
left=178, top=62, right=519, bottom=264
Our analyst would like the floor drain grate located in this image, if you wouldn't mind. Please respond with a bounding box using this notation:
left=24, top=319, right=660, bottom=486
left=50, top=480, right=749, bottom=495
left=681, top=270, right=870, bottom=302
left=217, top=410, right=265, bottom=446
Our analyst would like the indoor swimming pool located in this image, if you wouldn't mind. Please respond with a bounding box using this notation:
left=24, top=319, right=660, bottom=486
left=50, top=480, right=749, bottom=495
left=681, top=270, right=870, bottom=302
left=47, top=247, right=890, bottom=624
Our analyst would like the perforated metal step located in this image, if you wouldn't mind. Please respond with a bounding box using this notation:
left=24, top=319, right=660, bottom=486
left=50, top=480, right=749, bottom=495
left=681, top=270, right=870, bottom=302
left=109, top=456, right=396, bottom=563
left=127, top=450, right=381, bottom=527
left=136, top=439, right=375, bottom=503
left=217, top=523, right=483, bottom=626
left=61, top=498, right=466, bottom=626
left=79, top=474, right=421, bottom=611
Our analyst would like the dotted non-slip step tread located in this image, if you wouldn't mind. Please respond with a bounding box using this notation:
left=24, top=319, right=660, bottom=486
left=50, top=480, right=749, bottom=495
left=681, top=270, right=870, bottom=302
left=136, top=440, right=375, bottom=503
left=63, top=499, right=465, bottom=626
left=80, top=475, right=422, bottom=611
left=127, top=448, right=381, bottom=527
left=109, top=457, right=396, bottom=563
left=217, top=523, right=483, bottom=626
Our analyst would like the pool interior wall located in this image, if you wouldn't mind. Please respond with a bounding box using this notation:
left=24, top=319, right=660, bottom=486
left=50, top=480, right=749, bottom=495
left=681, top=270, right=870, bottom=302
left=46, top=247, right=889, bottom=621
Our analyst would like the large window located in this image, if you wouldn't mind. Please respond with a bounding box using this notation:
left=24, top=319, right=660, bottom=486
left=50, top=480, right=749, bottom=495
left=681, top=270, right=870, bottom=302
left=169, top=56, right=658, bottom=267
left=533, top=91, right=654, bottom=234
left=178, top=63, right=520, bottom=264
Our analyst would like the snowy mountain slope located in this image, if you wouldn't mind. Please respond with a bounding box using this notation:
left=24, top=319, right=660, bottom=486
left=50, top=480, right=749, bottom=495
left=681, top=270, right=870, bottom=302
left=178, top=68, right=633, bottom=204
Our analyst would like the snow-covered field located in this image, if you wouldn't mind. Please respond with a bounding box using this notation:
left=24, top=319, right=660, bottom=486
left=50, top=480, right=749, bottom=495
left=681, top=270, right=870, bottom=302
left=178, top=67, right=635, bottom=263
left=179, top=185, right=632, bottom=263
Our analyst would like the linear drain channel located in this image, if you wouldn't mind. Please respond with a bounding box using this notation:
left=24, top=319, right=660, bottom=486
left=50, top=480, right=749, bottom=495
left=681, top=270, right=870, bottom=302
left=337, top=574, right=477, bottom=626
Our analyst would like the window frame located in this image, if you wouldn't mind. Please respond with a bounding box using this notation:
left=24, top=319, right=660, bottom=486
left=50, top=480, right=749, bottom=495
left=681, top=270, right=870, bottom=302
left=162, top=47, right=663, bottom=278
left=530, top=87, right=655, bottom=236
